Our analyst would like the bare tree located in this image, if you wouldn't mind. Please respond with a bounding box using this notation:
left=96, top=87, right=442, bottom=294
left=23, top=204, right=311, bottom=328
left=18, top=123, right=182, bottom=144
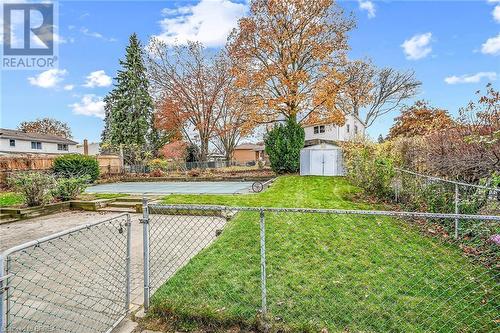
left=147, top=40, right=230, bottom=162
left=339, top=60, right=421, bottom=127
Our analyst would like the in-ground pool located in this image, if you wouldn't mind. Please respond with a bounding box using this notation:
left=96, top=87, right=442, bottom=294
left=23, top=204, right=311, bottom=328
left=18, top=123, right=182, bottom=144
left=85, top=181, right=254, bottom=194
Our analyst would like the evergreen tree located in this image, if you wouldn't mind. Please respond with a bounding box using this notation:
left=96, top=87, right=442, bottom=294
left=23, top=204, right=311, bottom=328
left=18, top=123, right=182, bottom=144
left=101, top=33, right=159, bottom=162
left=264, top=119, right=305, bottom=174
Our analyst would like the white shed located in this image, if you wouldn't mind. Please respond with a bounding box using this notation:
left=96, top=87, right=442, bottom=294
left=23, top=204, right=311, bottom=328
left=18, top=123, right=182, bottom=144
left=300, top=143, right=344, bottom=176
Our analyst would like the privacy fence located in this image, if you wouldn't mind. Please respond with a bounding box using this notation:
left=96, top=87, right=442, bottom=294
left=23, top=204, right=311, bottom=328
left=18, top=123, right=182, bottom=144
left=143, top=203, right=500, bottom=332
left=0, top=214, right=131, bottom=333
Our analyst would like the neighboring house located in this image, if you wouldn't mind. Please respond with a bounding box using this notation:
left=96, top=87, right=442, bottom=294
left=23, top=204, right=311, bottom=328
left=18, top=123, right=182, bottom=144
left=233, top=143, right=267, bottom=164
left=303, top=113, right=365, bottom=146
left=0, top=128, right=78, bottom=155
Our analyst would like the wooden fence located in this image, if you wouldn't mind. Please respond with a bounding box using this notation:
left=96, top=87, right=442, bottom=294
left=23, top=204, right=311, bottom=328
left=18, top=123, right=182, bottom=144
left=0, top=154, right=122, bottom=175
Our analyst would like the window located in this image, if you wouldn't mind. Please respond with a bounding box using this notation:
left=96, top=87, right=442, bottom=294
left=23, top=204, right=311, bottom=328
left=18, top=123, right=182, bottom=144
left=313, top=125, right=325, bottom=134
left=31, top=141, right=42, bottom=150
left=346, top=124, right=350, bottom=133
left=354, top=125, right=358, bottom=134
left=9, top=139, right=15, bottom=147
left=57, top=144, right=68, bottom=151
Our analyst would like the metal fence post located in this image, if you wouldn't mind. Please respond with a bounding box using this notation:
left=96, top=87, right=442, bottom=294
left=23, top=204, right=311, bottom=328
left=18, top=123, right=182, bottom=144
left=125, top=214, right=132, bottom=312
left=142, top=197, right=151, bottom=311
left=259, top=209, right=267, bottom=317
left=454, top=184, right=459, bottom=239
left=0, top=255, right=4, bottom=333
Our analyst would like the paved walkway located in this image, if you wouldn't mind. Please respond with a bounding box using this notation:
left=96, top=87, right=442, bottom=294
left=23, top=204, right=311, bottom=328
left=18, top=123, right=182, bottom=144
left=1, top=210, right=225, bottom=333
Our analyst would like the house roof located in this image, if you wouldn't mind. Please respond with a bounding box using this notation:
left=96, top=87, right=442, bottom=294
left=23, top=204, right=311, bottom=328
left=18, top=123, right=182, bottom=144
left=0, top=128, right=78, bottom=145
left=234, top=143, right=265, bottom=151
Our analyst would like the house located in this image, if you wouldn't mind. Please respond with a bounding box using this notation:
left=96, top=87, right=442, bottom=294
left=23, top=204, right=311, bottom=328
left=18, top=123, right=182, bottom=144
left=303, top=113, right=365, bottom=146
left=0, top=128, right=78, bottom=155
left=232, top=143, right=267, bottom=164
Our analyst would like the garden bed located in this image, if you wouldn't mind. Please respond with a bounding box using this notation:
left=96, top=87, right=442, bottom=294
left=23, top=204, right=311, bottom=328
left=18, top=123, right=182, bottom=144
left=97, top=168, right=275, bottom=184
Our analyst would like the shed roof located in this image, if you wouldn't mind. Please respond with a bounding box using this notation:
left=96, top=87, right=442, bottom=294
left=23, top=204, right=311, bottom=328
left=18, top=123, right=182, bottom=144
left=302, top=143, right=341, bottom=150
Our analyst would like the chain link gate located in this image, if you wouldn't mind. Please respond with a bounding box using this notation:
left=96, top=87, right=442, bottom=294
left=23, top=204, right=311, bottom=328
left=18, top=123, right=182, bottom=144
left=0, top=214, right=132, bottom=333
left=142, top=203, right=500, bottom=332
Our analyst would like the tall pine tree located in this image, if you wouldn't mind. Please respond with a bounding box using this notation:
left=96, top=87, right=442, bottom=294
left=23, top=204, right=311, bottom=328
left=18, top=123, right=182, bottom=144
left=102, top=33, right=159, bottom=163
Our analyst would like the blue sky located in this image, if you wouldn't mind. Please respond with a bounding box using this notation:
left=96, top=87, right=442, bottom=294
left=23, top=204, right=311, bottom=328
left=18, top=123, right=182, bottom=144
left=1, top=0, right=499, bottom=143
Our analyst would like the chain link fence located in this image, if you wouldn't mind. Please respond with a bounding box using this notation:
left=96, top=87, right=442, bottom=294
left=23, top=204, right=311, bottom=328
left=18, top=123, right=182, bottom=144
left=0, top=214, right=131, bottom=333
left=393, top=168, right=499, bottom=217
left=143, top=204, right=499, bottom=332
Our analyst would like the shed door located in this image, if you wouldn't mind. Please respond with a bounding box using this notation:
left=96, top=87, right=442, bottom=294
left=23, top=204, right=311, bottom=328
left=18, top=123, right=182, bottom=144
left=322, top=150, right=336, bottom=176
left=310, top=150, right=336, bottom=176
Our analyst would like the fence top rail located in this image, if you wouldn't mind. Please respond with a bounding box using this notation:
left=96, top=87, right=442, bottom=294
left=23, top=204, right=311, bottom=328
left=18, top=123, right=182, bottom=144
left=395, top=167, right=500, bottom=192
left=1, top=213, right=129, bottom=258
left=148, top=204, right=500, bottom=222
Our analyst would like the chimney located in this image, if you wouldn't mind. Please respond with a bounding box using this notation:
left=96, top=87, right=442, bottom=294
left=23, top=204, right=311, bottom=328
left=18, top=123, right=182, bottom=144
left=83, top=139, right=89, bottom=155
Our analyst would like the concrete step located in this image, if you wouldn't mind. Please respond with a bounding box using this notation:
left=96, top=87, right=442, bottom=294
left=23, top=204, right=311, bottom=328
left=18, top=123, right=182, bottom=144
left=107, top=202, right=140, bottom=208
left=98, top=207, right=136, bottom=213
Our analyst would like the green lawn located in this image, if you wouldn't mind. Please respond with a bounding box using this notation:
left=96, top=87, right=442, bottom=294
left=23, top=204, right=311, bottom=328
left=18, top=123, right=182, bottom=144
left=162, top=175, right=372, bottom=209
left=0, top=192, right=24, bottom=207
left=151, top=176, right=498, bottom=332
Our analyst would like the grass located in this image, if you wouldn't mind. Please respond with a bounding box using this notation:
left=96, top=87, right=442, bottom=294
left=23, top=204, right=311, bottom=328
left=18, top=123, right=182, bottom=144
left=162, top=175, right=372, bottom=209
left=0, top=192, right=24, bottom=207
left=151, top=176, right=498, bottom=332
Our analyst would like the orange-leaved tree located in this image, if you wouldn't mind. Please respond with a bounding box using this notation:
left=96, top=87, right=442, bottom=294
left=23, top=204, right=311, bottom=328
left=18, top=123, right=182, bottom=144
left=388, top=100, right=455, bottom=139
left=227, top=0, right=354, bottom=126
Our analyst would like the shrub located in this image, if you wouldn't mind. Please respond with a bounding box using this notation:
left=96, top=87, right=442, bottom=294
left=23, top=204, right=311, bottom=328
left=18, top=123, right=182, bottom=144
left=264, top=118, right=305, bottom=174
left=8, top=172, right=55, bottom=207
left=53, top=154, right=100, bottom=182
left=148, top=158, right=169, bottom=172
left=52, top=176, right=89, bottom=201
left=342, top=141, right=395, bottom=199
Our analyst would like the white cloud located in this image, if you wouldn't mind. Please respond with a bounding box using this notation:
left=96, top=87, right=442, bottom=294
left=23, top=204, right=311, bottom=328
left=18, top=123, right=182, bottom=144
left=401, top=32, right=433, bottom=60
left=70, top=94, right=105, bottom=119
left=493, top=5, right=500, bottom=23
left=80, top=27, right=117, bottom=42
left=83, top=70, right=112, bottom=88
left=444, top=72, right=497, bottom=84
left=481, top=33, right=500, bottom=55
left=28, top=69, right=67, bottom=88
left=358, top=0, right=376, bottom=19
left=153, top=0, right=247, bottom=47
left=63, top=84, right=74, bottom=91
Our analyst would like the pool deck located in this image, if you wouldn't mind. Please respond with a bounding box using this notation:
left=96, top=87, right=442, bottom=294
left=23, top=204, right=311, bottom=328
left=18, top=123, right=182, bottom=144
left=86, top=181, right=255, bottom=195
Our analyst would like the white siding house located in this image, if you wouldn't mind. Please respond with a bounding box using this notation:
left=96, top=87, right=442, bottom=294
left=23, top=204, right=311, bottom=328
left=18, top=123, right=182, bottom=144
left=0, top=128, right=78, bottom=155
left=303, top=113, right=365, bottom=144
left=299, top=114, right=365, bottom=177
